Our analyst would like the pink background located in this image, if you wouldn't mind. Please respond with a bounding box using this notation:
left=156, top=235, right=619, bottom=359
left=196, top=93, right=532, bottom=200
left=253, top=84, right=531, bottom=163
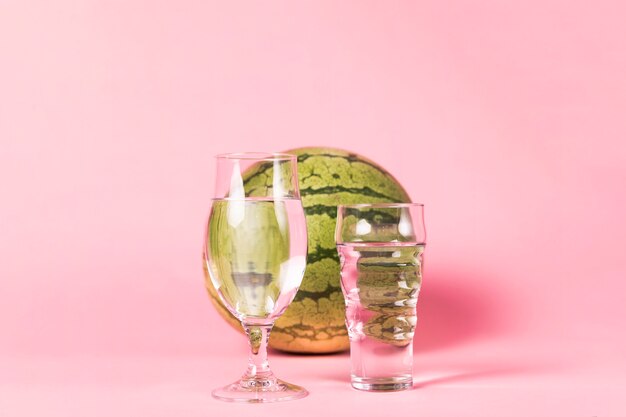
left=1, top=1, right=625, bottom=415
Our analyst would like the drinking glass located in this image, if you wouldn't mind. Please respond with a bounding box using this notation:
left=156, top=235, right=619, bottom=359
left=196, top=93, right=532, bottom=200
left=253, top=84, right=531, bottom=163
left=335, top=203, right=426, bottom=391
left=203, top=152, right=308, bottom=403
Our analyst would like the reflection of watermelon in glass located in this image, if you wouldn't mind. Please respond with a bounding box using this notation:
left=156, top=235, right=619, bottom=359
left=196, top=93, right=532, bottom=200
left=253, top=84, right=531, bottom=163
left=204, top=147, right=411, bottom=353
left=232, top=269, right=274, bottom=293
left=231, top=269, right=275, bottom=316
left=357, top=246, right=423, bottom=347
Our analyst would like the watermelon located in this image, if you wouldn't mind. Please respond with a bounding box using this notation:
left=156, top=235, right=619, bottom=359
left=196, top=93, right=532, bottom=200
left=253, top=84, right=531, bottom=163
left=204, top=147, right=411, bottom=353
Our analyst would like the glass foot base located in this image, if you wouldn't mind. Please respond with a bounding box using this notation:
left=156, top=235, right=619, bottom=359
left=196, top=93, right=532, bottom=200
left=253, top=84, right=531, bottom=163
left=351, top=376, right=413, bottom=392
left=212, top=376, right=308, bottom=403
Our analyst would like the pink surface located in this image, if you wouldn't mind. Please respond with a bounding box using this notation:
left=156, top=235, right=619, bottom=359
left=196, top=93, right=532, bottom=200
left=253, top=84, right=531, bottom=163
left=1, top=1, right=625, bottom=415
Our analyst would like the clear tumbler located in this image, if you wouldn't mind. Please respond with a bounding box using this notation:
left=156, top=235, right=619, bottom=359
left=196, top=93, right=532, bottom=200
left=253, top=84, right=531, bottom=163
left=335, top=203, right=426, bottom=391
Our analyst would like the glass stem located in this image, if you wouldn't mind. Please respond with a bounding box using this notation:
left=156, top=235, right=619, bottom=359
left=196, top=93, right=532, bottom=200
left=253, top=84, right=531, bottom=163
left=243, top=323, right=274, bottom=380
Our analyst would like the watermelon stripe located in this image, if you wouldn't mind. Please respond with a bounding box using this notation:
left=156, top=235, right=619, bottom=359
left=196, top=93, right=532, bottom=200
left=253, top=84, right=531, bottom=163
left=296, top=152, right=390, bottom=176
left=303, top=205, right=338, bottom=217
left=307, top=246, right=339, bottom=264
left=301, top=185, right=403, bottom=202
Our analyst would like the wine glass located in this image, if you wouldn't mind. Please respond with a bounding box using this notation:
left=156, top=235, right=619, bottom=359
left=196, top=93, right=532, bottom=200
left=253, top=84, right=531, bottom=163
left=203, top=152, right=308, bottom=403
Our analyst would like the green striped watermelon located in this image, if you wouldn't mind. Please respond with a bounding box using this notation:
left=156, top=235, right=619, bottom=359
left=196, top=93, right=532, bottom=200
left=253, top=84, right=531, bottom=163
left=204, top=147, right=411, bottom=353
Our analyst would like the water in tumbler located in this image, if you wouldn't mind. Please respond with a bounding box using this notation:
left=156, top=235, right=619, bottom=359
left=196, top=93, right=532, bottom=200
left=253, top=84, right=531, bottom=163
left=338, top=242, right=424, bottom=391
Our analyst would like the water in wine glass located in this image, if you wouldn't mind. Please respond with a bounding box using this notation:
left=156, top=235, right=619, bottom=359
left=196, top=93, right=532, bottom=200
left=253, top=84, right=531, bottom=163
left=205, top=197, right=307, bottom=321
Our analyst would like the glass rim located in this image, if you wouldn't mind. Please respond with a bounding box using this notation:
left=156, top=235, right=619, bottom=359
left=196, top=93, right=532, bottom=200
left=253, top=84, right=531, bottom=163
left=337, top=202, right=424, bottom=209
left=215, top=152, right=297, bottom=161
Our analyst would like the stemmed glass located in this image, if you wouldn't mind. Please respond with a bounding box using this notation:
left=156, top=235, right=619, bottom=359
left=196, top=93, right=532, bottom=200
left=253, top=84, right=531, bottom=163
left=203, top=152, right=308, bottom=403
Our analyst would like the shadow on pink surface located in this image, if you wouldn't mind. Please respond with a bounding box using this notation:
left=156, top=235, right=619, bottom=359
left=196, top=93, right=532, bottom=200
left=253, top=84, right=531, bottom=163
left=316, top=362, right=550, bottom=387
left=411, top=367, right=532, bottom=389
left=413, top=268, right=513, bottom=353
